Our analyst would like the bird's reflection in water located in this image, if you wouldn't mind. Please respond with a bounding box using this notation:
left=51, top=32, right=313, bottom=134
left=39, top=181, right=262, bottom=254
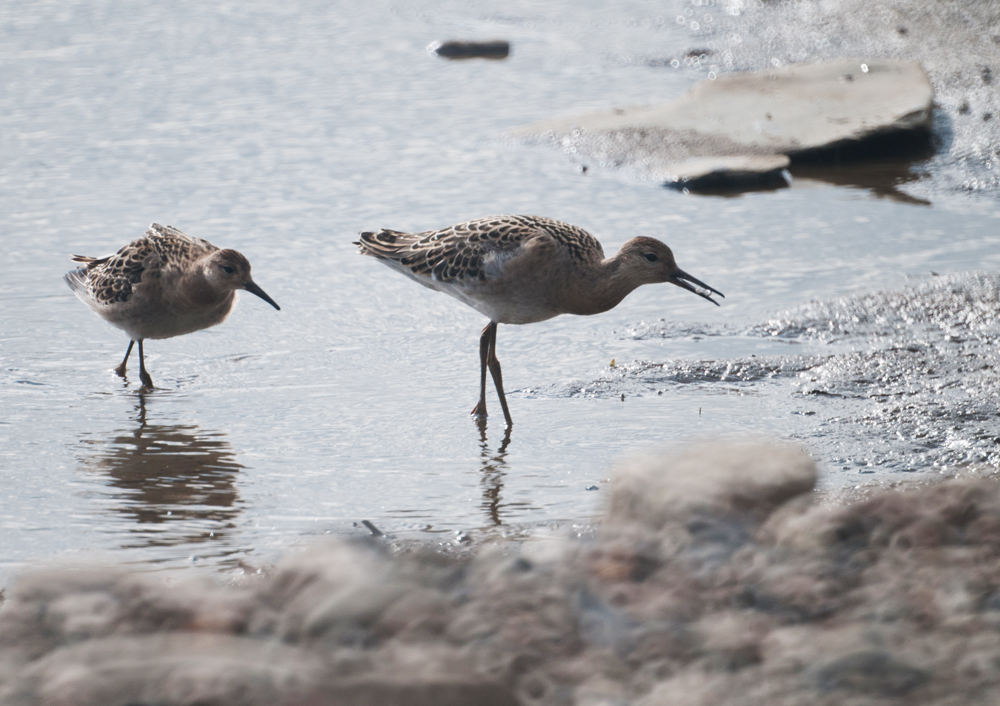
left=80, top=392, right=243, bottom=550
left=476, top=418, right=511, bottom=526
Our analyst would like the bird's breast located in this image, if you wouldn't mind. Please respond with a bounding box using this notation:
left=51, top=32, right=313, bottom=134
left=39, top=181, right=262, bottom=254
left=114, top=286, right=237, bottom=340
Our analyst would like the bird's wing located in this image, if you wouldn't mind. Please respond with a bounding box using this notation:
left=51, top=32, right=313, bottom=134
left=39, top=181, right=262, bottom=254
left=356, top=215, right=602, bottom=283
left=143, top=224, right=218, bottom=274
left=66, top=224, right=216, bottom=305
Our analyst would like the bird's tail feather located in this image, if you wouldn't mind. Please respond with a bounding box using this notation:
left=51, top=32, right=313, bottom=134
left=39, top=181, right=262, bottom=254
left=63, top=267, right=89, bottom=296
left=356, top=229, right=415, bottom=259
left=70, top=254, right=111, bottom=266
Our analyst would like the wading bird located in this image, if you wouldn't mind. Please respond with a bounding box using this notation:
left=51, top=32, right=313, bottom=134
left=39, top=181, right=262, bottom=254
left=65, top=223, right=280, bottom=388
left=357, top=215, right=722, bottom=426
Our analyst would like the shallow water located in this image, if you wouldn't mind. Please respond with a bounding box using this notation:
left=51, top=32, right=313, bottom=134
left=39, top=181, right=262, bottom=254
left=1, top=0, right=999, bottom=586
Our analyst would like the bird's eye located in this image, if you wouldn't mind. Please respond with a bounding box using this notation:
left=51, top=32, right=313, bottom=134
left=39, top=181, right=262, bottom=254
left=222, top=265, right=235, bottom=274
left=644, top=253, right=658, bottom=262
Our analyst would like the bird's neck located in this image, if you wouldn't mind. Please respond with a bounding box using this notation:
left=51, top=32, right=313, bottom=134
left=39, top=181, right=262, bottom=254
left=179, top=267, right=233, bottom=311
left=563, top=256, right=640, bottom=316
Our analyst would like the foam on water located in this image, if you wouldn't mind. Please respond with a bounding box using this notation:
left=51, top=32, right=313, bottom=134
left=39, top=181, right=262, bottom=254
left=595, top=273, right=1000, bottom=476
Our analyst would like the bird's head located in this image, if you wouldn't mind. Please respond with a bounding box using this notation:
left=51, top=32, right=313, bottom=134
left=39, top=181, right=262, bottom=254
left=618, top=237, right=724, bottom=305
left=204, top=249, right=280, bottom=310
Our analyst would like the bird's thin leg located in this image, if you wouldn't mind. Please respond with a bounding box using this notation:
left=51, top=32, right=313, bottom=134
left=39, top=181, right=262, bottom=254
left=486, top=323, right=513, bottom=427
left=137, top=340, right=154, bottom=388
left=471, top=323, right=491, bottom=418
left=114, top=340, right=135, bottom=378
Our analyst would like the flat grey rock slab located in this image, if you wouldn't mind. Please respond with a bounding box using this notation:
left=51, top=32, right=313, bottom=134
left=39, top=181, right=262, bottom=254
left=519, top=59, right=933, bottom=189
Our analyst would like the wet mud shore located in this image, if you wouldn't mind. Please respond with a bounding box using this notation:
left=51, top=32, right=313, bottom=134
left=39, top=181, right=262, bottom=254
left=4, top=442, right=1000, bottom=705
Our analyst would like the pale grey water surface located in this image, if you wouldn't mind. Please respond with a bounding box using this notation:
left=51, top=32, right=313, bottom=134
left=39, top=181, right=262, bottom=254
left=2, top=0, right=1000, bottom=587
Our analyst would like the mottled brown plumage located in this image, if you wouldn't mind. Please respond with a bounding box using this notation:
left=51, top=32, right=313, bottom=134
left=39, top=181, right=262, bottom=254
left=68, top=224, right=219, bottom=306
left=360, top=215, right=601, bottom=283
left=357, top=215, right=723, bottom=425
left=65, top=224, right=280, bottom=388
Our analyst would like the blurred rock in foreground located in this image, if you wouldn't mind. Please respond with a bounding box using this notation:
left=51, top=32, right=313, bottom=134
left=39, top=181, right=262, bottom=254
left=4, top=442, right=1000, bottom=705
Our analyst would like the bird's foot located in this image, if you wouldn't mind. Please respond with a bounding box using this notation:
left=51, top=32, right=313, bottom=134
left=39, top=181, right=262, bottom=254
left=113, top=362, right=128, bottom=378
left=471, top=401, right=488, bottom=418
left=139, top=372, right=155, bottom=389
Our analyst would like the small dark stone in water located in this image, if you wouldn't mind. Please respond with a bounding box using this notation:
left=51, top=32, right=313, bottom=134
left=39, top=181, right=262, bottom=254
left=982, top=66, right=993, bottom=85
left=585, top=485, right=599, bottom=491
left=431, top=40, right=510, bottom=60
left=685, top=47, right=711, bottom=57
left=959, top=101, right=971, bottom=115
left=578, top=165, right=588, bottom=174
left=897, top=26, right=909, bottom=36
left=984, top=112, right=994, bottom=122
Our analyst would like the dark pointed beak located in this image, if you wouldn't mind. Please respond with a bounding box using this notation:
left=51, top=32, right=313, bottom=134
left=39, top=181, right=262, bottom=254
left=244, top=280, right=281, bottom=310
left=669, top=268, right=724, bottom=306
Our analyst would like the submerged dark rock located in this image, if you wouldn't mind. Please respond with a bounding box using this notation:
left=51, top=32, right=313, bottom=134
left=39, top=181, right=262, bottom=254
left=660, top=155, right=792, bottom=192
